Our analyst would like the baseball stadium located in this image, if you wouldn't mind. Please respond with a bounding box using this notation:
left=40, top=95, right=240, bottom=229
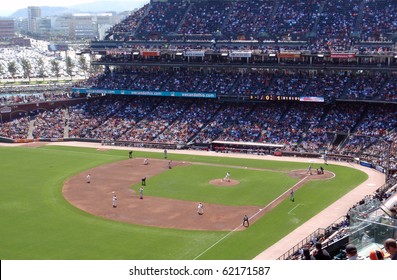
left=1, top=0, right=397, bottom=261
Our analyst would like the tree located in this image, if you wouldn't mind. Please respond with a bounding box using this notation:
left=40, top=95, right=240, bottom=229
left=7, top=61, right=17, bottom=81
left=90, top=63, right=103, bottom=76
left=20, top=58, right=32, bottom=82
left=37, top=58, right=45, bottom=81
left=51, top=60, right=60, bottom=81
left=78, top=55, right=89, bottom=79
left=65, top=56, right=74, bottom=81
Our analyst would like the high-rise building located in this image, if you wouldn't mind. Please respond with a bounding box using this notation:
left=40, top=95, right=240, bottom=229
left=27, top=6, right=41, bottom=34
left=72, top=14, right=96, bottom=39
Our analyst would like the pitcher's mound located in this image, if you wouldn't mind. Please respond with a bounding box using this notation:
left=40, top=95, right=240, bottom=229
left=209, top=179, right=240, bottom=186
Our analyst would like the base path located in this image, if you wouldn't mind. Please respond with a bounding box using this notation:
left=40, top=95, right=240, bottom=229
left=62, top=155, right=332, bottom=231
left=63, top=158, right=262, bottom=231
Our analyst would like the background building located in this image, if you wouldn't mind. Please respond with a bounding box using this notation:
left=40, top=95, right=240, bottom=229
left=27, top=6, right=41, bottom=34
left=0, top=19, right=15, bottom=38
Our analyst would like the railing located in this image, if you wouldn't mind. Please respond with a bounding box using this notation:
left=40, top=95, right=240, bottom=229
left=277, top=215, right=348, bottom=260
left=276, top=228, right=326, bottom=260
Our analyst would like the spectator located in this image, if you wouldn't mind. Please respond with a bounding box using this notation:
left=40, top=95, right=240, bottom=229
left=302, top=248, right=315, bottom=260
left=384, top=238, right=397, bottom=260
left=345, top=244, right=364, bottom=260
left=369, top=249, right=384, bottom=260
left=313, top=242, right=332, bottom=260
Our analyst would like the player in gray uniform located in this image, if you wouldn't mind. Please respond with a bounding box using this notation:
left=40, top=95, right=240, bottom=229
left=112, top=191, right=117, bottom=208
left=139, top=187, right=144, bottom=199
left=243, top=215, right=249, bottom=227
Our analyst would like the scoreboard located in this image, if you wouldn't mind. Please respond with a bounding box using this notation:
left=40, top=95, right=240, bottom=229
left=250, top=95, right=300, bottom=101
left=249, top=95, right=324, bottom=102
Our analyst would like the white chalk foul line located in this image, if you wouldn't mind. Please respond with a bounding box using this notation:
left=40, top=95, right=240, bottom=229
left=193, top=223, right=242, bottom=260
left=193, top=176, right=309, bottom=259
left=288, top=203, right=302, bottom=214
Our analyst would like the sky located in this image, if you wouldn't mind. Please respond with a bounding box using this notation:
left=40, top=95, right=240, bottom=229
left=1, top=0, right=146, bottom=16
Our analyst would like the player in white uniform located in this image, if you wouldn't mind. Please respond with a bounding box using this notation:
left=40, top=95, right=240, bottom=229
left=112, top=192, right=117, bottom=208
left=223, top=171, right=231, bottom=182
left=197, top=202, right=204, bottom=215
left=86, top=174, right=91, bottom=183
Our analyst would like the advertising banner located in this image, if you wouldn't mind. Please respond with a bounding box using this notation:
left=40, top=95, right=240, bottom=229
left=72, top=88, right=216, bottom=98
left=330, top=53, right=356, bottom=58
left=184, top=51, right=205, bottom=57
left=142, top=51, right=160, bottom=57
left=229, top=51, right=252, bottom=58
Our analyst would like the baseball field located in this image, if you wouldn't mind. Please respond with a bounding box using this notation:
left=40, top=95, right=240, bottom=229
left=0, top=143, right=369, bottom=260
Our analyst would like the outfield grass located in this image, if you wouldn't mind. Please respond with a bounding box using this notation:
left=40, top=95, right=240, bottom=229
left=0, top=145, right=367, bottom=259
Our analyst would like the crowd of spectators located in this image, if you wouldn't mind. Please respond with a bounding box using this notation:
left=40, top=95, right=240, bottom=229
left=76, top=70, right=397, bottom=102
left=137, top=1, right=189, bottom=36
left=344, top=72, right=388, bottom=100
left=68, top=98, right=125, bottom=139
left=104, top=0, right=397, bottom=51
left=199, top=103, right=254, bottom=143
left=315, top=0, right=360, bottom=50
left=3, top=95, right=395, bottom=174
left=32, top=108, right=65, bottom=139
left=305, top=73, right=349, bottom=98
left=178, top=1, right=231, bottom=35
left=267, top=0, right=320, bottom=40
left=360, top=0, right=397, bottom=41
left=0, top=115, right=30, bottom=139
left=222, top=0, right=273, bottom=38
left=270, top=74, right=309, bottom=97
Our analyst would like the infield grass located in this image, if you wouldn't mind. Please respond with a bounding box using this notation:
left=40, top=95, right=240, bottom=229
left=0, top=145, right=367, bottom=259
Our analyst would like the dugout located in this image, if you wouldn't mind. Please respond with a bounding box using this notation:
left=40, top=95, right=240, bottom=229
left=211, top=140, right=284, bottom=155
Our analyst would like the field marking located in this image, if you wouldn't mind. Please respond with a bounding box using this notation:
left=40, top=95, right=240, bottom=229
left=288, top=204, right=302, bottom=215
left=193, top=224, right=242, bottom=260
left=193, top=208, right=263, bottom=260
left=193, top=176, right=309, bottom=259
